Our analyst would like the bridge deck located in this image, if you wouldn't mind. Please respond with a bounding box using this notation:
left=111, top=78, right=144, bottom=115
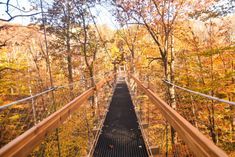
left=93, top=80, right=149, bottom=157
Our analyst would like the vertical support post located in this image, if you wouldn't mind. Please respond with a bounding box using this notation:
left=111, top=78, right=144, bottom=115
left=165, top=122, right=169, bottom=157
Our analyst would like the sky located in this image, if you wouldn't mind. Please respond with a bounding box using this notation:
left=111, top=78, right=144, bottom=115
left=0, top=0, right=33, bottom=24
left=0, top=0, right=119, bottom=29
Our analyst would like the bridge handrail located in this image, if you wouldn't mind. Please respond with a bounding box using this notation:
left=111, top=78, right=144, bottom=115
left=0, top=74, right=115, bottom=157
left=129, top=74, right=228, bottom=157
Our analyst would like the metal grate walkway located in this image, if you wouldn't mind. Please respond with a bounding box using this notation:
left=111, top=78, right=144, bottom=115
left=93, top=80, right=149, bottom=157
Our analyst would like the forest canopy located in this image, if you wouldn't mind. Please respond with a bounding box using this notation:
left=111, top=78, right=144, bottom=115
left=0, top=0, right=235, bottom=156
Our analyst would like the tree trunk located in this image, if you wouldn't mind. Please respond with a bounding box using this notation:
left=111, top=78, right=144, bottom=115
left=209, top=46, right=216, bottom=143
left=66, top=2, right=73, bottom=99
left=196, top=54, right=206, bottom=85
left=231, top=61, right=235, bottom=140
left=183, top=50, right=198, bottom=128
left=229, top=102, right=235, bottom=141
left=89, top=66, right=97, bottom=116
left=169, top=34, right=176, bottom=110
left=169, top=34, right=177, bottom=145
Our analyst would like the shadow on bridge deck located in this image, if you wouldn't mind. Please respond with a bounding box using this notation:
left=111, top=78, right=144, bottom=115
left=93, top=80, right=149, bottom=157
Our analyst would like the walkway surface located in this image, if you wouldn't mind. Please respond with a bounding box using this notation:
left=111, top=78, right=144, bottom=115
left=93, top=79, right=149, bottom=157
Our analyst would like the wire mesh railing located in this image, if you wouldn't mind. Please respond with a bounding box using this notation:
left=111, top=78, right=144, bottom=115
left=127, top=73, right=228, bottom=157
left=0, top=74, right=116, bottom=156
left=29, top=77, right=115, bottom=157
left=162, top=81, right=235, bottom=156
left=128, top=78, right=193, bottom=156
left=0, top=73, right=113, bottom=152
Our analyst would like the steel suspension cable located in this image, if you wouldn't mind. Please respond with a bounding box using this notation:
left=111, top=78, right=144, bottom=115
left=0, top=75, right=104, bottom=110
left=0, top=88, right=55, bottom=110
left=163, top=80, right=235, bottom=106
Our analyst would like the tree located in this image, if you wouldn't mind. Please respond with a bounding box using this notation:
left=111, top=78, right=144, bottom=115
left=112, top=0, right=189, bottom=146
left=45, top=0, right=80, bottom=98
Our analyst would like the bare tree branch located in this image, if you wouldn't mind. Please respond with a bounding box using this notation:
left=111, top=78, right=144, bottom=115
left=0, top=40, right=7, bottom=48
left=147, top=57, right=162, bottom=66
left=0, top=0, right=41, bottom=22
left=0, top=67, right=19, bottom=73
left=0, top=2, right=34, bottom=13
left=0, top=12, right=41, bottom=22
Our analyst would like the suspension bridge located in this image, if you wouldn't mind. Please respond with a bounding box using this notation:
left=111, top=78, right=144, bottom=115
left=0, top=70, right=233, bottom=157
